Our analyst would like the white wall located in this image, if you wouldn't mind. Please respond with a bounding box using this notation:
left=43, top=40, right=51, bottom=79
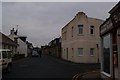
left=61, top=12, right=104, bottom=63
left=8, top=34, right=28, bottom=57
left=17, top=38, right=28, bottom=57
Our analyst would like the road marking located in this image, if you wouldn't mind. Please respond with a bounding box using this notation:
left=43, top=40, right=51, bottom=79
left=72, top=73, right=80, bottom=80
left=75, top=74, right=81, bottom=80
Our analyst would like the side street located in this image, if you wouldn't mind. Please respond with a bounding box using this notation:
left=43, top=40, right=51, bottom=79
left=0, top=1, right=120, bottom=80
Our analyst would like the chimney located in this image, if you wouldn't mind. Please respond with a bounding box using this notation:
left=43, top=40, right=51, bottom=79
left=14, top=29, right=18, bottom=35
left=10, top=28, right=15, bottom=35
left=14, top=25, right=18, bottom=35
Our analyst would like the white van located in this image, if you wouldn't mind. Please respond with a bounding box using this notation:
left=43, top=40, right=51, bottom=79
left=0, top=49, right=12, bottom=72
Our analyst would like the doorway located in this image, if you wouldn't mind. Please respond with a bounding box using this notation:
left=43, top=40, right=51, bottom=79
left=71, top=48, right=74, bottom=61
left=66, top=48, right=68, bottom=60
left=112, top=31, right=118, bottom=79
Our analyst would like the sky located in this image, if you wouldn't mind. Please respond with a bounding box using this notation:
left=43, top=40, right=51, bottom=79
left=1, top=2, right=118, bottom=47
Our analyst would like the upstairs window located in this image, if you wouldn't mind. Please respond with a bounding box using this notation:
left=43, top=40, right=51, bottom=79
left=90, top=48, right=94, bottom=56
left=90, top=26, right=94, bottom=34
left=65, top=31, right=67, bottom=40
left=78, top=25, right=83, bottom=34
left=71, top=27, right=74, bottom=37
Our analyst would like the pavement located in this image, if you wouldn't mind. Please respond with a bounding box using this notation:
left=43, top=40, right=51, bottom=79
left=72, top=69, right=102, bottom=80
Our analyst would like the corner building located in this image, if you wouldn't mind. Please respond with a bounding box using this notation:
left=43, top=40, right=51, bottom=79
left=61, top=12, right=104, bottom=63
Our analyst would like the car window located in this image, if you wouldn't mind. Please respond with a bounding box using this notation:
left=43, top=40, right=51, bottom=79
left=2, top=51, right=7, bottom=58
left=8, top=51, right=12, bottom=59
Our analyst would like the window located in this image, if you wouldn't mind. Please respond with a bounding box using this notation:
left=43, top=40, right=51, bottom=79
left=71, top=27, right=74, bottom=37
left=78, top=48, right=83, bottom=56
left=102, top=34, right=110, bottom=74
left=72, top=48, right=74, bottom=54
left=66, top=48, right=68, bottom=59
left=90, top=48, right=94, bottom=56
left=2, top=51, right=7, bottom=58
left=63, top=49, right=66, bottom=55
left=65, top=31, right=67, bottom=40
left=8, top=51, right=12, bottom=59
left=78, top=25, right=83, bottom=34
left=90, top=26, right=94, bottom=34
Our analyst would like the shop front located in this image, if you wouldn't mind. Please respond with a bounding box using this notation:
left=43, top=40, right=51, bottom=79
left=118, top=28, right=120, bottom=79
left=100, top=1, right=120, bottom=80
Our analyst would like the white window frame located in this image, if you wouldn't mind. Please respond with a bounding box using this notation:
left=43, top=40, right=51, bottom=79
left=78, top=48, right=83, bottom=56
left=90, top=25, right=94, bottom=35
left=78, top=25, right=83, bottom=34
left=90, top=48, right=94, bottom=56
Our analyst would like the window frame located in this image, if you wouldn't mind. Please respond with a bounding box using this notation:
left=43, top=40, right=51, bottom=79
left=2, top=51, right=7, bottom=58
left=78, top=48, right=83, bottom=56
left=78, top=25, right=83, bottom=34
left=71, top=27, right=74, bottom=37
left=90, top=48, right=94, bottom=56
left=90, top=25, right=94, bottom=35
left=102, top=34, right=111, bottom=75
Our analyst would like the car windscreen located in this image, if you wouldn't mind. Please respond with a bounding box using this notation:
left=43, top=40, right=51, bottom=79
left=2, top=51, right=7, bottom=58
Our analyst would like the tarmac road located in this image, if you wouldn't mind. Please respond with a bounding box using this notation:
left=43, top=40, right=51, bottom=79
left=2, top=54, right=100, bottom=79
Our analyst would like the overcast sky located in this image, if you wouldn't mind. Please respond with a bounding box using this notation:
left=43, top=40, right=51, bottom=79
left=2, top=2, right=117, bottom=47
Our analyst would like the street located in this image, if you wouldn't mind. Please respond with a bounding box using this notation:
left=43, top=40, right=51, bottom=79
left=2, top=54, right=100, bottom=79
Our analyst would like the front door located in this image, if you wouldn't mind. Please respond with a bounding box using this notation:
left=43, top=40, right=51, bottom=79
left=71, top=48, right=74, bottom=61
left=66, top=48, right=68, bottom=60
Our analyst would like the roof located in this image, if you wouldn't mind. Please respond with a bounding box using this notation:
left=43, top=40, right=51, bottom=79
left=0, top=32, right=17, bottom=46
left=109, top=1, right=120, bottom=14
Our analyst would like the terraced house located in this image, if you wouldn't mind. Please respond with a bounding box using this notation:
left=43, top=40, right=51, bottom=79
left=61, top=12, right=104, bottom=63
left=0, top=32, right=17, bottom=57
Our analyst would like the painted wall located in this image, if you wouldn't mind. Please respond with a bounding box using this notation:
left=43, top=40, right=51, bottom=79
left=17, top=38, right=28, bottom=57
left=62, top=12, right=104, bottom=63
left=9, top=35, right=28, bottom=57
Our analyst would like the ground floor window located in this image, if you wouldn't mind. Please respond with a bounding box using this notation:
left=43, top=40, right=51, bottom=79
left=90, top=48, right=94, bottom=56
left=78, top=48, right=83, bottom=56
left=102, top=34, right=111, bottom=74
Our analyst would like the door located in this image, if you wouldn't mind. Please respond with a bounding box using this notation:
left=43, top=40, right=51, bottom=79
left=71, top=48, right=74, bottom=61
left=66, top=48, right=68, bottom=60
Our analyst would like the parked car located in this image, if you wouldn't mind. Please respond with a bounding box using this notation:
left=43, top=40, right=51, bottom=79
left=32, top=50, right=39, bottom=57
left=0, top=49, right=12, bottom=73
